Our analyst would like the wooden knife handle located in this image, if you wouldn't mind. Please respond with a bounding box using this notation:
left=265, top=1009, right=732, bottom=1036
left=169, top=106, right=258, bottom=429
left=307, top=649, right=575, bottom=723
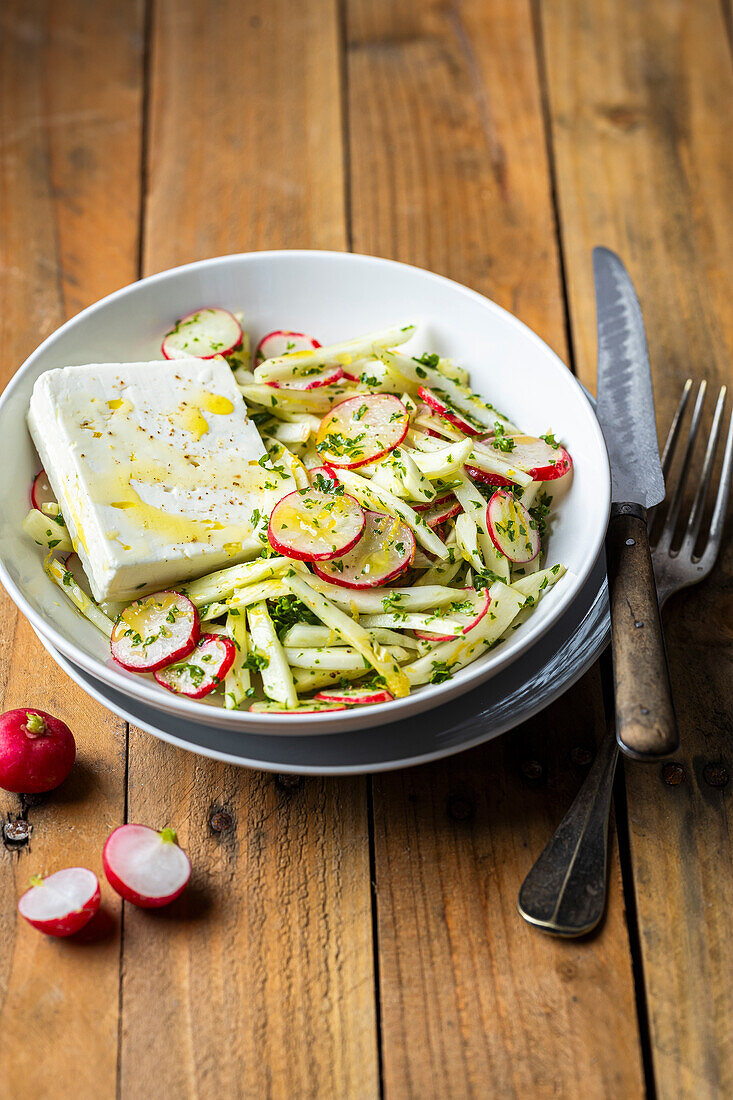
left=605, top=504, right=679, bottom=760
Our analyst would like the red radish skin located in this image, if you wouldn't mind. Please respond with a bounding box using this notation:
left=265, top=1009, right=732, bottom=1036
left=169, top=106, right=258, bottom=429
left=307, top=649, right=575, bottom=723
left=103, top=824, right=191, bottom=908
left=18, top=868, right=100, bottom=937
left=486, top=490, right=540, bottom=564
left=154, top=634, right=236, bottom=698
left=420, top=495, right=462, bottom=529
left=413, top=491, right=454, bottom=513
left=0, top=709, right=75, bottom=794
left=31, top=470, right=57, bottom=512
left=314, top=687, right=394, bottom=706
left=315, top=394, right=410, bottom=469
left=111, top=591, right=200, bottom=673
left=464, top=465, right=512, bottom=488
left=312, top=510, right=415, bottom=589
left=267, top=367, right=344, bottom=391
left=162, top=307, right=243, bottom=360
left=249, top=701, right=347, bottom=714
left=507, top=435, right=573, bottom=480
left=268, top=488, right=365, bottom=561
left=308, top=466, right=342, bottom=490
left=255, top=330, right=321, bottom=363
left=413, top=588, right=491, bottom=642
left=417, top=387, right=482, bottom=436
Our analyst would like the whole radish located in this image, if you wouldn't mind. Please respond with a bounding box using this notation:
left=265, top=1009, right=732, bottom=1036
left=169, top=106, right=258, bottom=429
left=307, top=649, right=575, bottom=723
left=103, top=824, right=191, bottom=908
left=18, top=867, right=100, bottom=937
left=0, top=709, right=76, bottom=794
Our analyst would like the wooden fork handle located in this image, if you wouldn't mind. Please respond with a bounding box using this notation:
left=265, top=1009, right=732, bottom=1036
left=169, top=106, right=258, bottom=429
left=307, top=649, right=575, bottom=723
left=606, top=503, right=679, bottom=760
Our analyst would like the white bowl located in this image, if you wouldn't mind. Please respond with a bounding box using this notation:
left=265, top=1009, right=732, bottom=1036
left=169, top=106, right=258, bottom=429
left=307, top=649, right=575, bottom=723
left=0, top=251, right=610, bottom=735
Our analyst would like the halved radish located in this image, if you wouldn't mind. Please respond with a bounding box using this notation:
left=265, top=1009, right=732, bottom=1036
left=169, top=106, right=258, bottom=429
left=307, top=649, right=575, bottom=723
left=413, top=588, right=491, bottom=642
left=420, top=494, right=461, bottom=529
left=315, top=394, right=409, bottom=469
left=162, top=307, right=243, bottom=360
left=103, top=824, right=191, bottom=908
left=314, top=686, right=394, bottom=706
left=249, top=701, right=347, bottom=714
left=154, top=633, right=236, bottom=698
left=31, top=469, right=57, bottom=512
left=268, top=488, right=365, bottom=561
left=505, top=435, right=572, bottom=480
left=418, top=387, right=482, bottom=436
left=486, top=490, right=540, bottom=563
left=267, top=366, right=344, bottom=391
left=111, top=591, right=200, bottom=673
left=255, top=330, right=321, bottom=362
left=18, top=867, right=100, bottom=937
left=312, top=510, right=414, bottom=589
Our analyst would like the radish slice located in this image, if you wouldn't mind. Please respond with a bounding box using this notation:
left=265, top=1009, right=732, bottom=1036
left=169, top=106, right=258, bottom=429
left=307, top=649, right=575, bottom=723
left=315, top=394, right=409, bottom=469
left=31, top=470, right=57, bottom=512
left=486, top=490, right=540, bottom=563
left=255, top=330, right=321, bottom=363
left=249, top=701, right=347, bottom=714
left=162, top=307, right=243, bottom=360
left=111, top=591, right=200, bottom=673
left=308, top=466, right=342, bottom=491
left=504, top=435, right=572, bottom=480
left=18, top=867, right=100, bottom=937
left=268, top=488, right=365, bottom=561
left=464, top=465, right=512, bottom=488
left=267, top=366, right=344, bottom=391
left=413, top=491, right=453, bottom=513
left=418, top=386, right=482, bottom=436
left=154, top=633, right=236, bottom=698
left=312, top=510, right=415, bottom=589
left=103, top=824, right=191, bottom=908
left=314, top=686, right=394, bottom=706
left=413, top=587, right=491, bottom=641
left=419, top=494, right=461, bottom=529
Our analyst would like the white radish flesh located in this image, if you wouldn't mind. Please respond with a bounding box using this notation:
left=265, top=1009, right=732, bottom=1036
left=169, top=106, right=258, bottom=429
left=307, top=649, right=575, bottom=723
left=31, top=469, right=57, bottom=512
left=103, top=824, right=191, bottom=907
left=18, top=867, right=100, bottom=937
left=312, top=510, right=414, bottom=589
left=162, top=307, right=242, bottom=360
left=419, top=494, right=461, bottom=529
left=267, top=367, right=344, bottom=391
left=111, top=591, right=199, bottom=672
left=255, top=330, right=321, bottom=363
left=411, top=588, right=491, bottom=641
left=315, top=394, right=409, bottom=468
left=268, top=488, right=365, bottom=561
left=418, top=386, right=482, bottom=435
left=154, top=633, right=236, bottom=698
left=486, top=490, right=540, bottom=564
left=504, top=435, right=572, bottom=480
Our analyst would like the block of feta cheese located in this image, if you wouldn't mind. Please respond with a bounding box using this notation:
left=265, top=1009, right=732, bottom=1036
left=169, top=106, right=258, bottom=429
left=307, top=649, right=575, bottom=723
left=27, top=358, right=294, bottom=602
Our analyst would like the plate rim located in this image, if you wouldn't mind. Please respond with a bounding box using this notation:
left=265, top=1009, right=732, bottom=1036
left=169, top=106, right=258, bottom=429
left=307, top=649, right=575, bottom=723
left=0, top=249, right=611, bottom=734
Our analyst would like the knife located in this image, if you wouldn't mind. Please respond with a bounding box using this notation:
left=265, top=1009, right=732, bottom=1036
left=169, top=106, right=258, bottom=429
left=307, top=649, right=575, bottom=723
left=593, top=247, right=679, bottom=760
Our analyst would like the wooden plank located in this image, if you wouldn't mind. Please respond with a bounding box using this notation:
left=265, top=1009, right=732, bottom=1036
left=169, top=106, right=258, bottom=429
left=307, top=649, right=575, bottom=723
left=540, top=0, right=733, bottom=1095
left=119, top=2, right=379, bottom=1097
left=346, top=1, right=645, bottom=1096
left=0, top=0, right=144, bottom=1095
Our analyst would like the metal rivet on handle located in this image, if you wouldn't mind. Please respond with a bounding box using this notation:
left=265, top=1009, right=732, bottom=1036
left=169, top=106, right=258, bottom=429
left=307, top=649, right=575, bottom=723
left=626, top=538, right=636, bottom=546
left=703, top=763, right=729, bottom=789
left=661, top=762, right=685, bottom=786
left=521, top=759, right=544, bottom=782
left=3, top=819, right=31, bottom=845
left=209, top=810, right=233, bottom=833
left=570, top=746, right=594, bottom=767
left=446, top=794, right=474, bottom=821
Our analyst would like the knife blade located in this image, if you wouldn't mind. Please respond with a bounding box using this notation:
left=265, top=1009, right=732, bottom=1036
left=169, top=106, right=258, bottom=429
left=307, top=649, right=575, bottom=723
left=594, top=247, right=665, bottom=509
left=593, top=247, right=678, bottom=760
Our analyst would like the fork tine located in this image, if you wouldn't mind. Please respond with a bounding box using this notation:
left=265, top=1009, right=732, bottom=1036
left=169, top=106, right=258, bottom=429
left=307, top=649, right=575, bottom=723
left=699, top=399, right=733, bottom=566
left=661, top=378, right=693, bottom=475
left=657, top=380, right=707, bottom=551
left=681, top=386, right=727, bottom=556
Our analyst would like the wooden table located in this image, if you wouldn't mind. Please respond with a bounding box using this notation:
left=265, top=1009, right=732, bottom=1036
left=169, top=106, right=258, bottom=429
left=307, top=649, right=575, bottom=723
left=1, top=2, right=731, bottom=1096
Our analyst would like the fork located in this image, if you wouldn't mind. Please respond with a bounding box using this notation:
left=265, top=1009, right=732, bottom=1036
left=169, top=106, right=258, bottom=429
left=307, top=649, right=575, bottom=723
left=517, top=380, right=733, bottom=937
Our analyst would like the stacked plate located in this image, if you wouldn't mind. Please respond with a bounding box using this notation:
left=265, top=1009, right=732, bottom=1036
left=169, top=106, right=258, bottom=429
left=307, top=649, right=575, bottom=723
left=0, top=252, right=610, bottom=773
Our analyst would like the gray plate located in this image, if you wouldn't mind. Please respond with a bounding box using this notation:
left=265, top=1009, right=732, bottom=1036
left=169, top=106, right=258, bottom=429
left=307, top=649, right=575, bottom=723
left=34, top=550, right=609, bottom=775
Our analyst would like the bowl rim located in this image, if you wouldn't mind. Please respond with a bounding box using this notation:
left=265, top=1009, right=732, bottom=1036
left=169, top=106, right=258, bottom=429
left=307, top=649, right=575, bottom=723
left=0, top=249, right=611, bottom=732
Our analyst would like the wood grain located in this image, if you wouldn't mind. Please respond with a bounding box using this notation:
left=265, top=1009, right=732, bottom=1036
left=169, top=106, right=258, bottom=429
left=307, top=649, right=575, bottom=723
left=120, top=2, right=379, bottom=1096
left=346, top=0, right=644, bottom=1095
left=0, top=0, right=143, bottom=1094
left=540, top=0, right=733, bottom=1094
